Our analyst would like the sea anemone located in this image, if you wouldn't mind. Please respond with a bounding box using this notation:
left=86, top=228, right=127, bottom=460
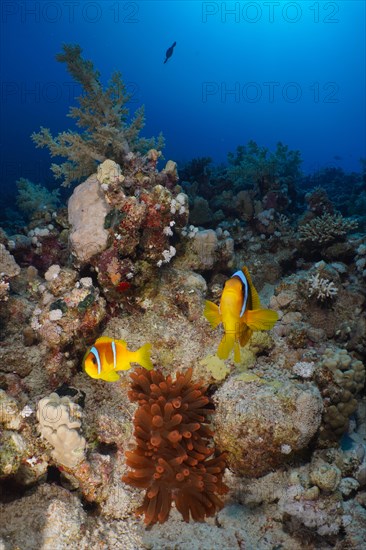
left=122, top=367, right=227, bottom=525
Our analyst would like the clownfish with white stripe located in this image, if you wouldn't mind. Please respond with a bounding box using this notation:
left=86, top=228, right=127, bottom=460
left=82, top=336, right=153, bottom=382
left=204, top=266, right=278, bottom=363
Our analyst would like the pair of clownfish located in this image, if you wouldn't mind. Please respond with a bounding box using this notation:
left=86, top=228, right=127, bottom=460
left=83, top=266, right=278, bottom=381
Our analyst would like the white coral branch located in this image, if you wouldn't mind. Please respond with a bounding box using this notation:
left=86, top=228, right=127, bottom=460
left=307, top=273, right=338, bottom=301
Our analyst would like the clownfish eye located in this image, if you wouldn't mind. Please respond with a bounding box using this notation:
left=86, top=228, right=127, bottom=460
left=90, top=355, right=97, bottom=365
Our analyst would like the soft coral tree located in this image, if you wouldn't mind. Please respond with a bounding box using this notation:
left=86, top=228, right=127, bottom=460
left=32, top=44, right=164, bottom=186
left=227, top=140, right=302, bottom=192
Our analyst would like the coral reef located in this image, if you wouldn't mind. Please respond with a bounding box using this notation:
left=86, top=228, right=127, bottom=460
left=122, top=367, right=228, bottom=524
left=30, top=268, right=106, bottom=350
left=65, top=158, right=190, bottom=300
left=181, top=140, right=302, bottom=233
left=1, top=40, right=366, bottom=549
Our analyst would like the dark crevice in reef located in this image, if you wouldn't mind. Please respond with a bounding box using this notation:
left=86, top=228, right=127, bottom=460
left=81, top=498, right=100, bottom=515
left=0, top=477, right=28, bottom=503
left=55, top=383, right=86, bottom=408
left=95, top=442, right=118, bottom=456
left=46, top=465, right=62, bottom=485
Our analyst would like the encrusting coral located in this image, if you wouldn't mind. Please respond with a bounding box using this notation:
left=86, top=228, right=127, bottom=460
left=122, top=367, right=228, bottom=525
left=32, top=44, right=164, bottom=186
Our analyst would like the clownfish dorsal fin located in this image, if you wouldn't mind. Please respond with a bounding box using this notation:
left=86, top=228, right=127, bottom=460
left=95, top=336, right=127, bottom=347
left=241, top=266, right=261, bottom=310
left=231, top=269, right=248, bottom=317
left=95, top=336, right=114, bottom=345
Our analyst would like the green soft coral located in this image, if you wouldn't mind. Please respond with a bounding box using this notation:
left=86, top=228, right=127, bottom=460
left=227, top=139, right=302, bottom=195
left=32, top=44, right=164, bottom=187
left=16, top=177, right=60, bottom=218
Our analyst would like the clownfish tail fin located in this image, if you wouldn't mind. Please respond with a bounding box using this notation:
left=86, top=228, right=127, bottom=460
left=135, top=343, right=153, bottom=371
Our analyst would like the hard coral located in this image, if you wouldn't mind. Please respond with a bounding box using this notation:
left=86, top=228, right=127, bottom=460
left=122, top=367, right=227, bottom=525
left=299, top=212, right=358, bottom=245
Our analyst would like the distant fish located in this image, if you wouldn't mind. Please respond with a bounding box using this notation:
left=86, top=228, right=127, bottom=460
left=204, top=266, right=278, bottom=362
left=164, top=41, right=176, bottom=64
left=83, top=336, right=153, bottom=382
left=333, top=155, right=342, bottom=161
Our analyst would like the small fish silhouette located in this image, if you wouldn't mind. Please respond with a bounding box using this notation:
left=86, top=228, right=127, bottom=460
left=164, top=41, right=176, bottom=64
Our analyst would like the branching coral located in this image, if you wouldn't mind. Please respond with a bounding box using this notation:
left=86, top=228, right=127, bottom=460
left=299, top=213, right=358, bottom=244
left=122, top=367, right=227, bottom=525
left=307, top=273, right=338, bottom=302
left=32, top=44, right=164, bottom=186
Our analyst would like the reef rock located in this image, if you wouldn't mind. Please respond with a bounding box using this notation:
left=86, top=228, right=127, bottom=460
left=213, top=375, right=323, bottom=477
left=0, top=243, right=20, bottom=277
left=0, top=484, right=86, bottom=549
left=68, top=174, right=111, bottom=262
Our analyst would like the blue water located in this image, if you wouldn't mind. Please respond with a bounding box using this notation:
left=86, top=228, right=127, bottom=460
left=0, top=0, right=365, bottom=205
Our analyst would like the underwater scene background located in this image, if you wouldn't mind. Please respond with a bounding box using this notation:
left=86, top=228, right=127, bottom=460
left=0, top=1, right=366, bottom=549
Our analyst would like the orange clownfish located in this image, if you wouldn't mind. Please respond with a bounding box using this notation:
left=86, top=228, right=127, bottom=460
left=204, top=266, right=278, bottom=363
left=82, top=336, right=153, bottom=382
